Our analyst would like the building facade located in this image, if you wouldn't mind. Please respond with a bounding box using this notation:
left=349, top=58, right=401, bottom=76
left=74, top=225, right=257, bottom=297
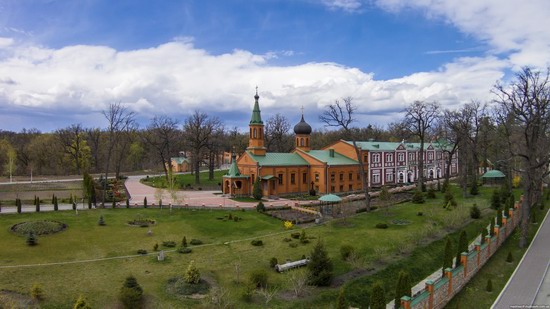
left=222, top=92, right=458, bottom=197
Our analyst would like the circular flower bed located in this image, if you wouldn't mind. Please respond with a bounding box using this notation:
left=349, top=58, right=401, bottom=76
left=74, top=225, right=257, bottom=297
left=390, top=219, right=412, bottom=225
left=11, top=220, right=67, bottom=236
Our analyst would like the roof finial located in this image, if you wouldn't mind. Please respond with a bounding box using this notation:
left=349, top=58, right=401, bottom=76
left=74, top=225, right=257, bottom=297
left=254, top=86, right=259, bottom=100
left=301, top=105, right=304, bottom=116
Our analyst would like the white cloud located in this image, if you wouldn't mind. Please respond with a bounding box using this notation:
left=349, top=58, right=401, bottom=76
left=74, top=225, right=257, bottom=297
left=375, top=0, right=550, bottom=69
left=0, top=37, right=13, bottom=48
left=0, top=39, right=509, bottom=131
left=321, top=0, right=363, bottom=12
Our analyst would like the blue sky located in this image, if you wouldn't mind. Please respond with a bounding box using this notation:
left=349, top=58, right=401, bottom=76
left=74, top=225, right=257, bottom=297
left=0, top=0, right=548, bottom=132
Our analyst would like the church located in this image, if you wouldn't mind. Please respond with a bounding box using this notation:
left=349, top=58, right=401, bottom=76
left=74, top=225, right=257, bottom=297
left=222, top=91, right=458, bottom=197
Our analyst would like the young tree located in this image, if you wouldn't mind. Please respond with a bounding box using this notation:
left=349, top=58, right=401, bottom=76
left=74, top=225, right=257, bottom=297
left=403, top=101, right=440, bottom=191
left=481, top=226, right=488, bottom=244
left=395, top=271, right=412, bottom=309
left=26, top=231, right=37, bottom=246
left=35, top=196, right=40, bottom=212
left=184, top=260, right=201, bottom=284
left=320, top=97, right=370, bottom=210
left=491, top=189, right=501, bottom=210
left=30, top=283, right=44, bottom=301
left=455, top=230, right=468, bottom=267
left=53, top=195, right=59, bottom=211
left=370, top=282, right=386, bottom=309
left=73, top=294, right=92, bottom=309
left=252, top=178, right=262, bottom=200
left=307, top=240, right=333, bottom=286
left=119, top=275, right=143, bottom=309
left=0, top=139, right=17, bottom=182
left=336, top=287, right=347, bottom=309
left=442, top=237, right=453, bottom=276
left=496, top=207, right=503, bottom=226
left=490, top=218, right=495, bottom=237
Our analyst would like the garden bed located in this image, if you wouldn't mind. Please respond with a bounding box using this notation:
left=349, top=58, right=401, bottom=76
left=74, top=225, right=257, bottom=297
left=10, top=220, right=67, bottom=236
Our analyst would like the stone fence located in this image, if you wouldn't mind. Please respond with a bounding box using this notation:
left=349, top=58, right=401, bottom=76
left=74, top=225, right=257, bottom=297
left=399, top=196, right=523, bottom=309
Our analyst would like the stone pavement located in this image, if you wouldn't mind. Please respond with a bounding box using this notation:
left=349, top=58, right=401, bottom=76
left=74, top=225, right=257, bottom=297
left=492, top=209, right=550, bottom=308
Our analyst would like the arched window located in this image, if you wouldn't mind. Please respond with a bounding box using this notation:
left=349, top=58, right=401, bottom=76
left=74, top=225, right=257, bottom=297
left=259, top=128, right=262, bottom=139
left=300, top=138, right=304, bottom=146
left=306, top=138, right=309, bottom=147
left=253, top=128, right=257, bottom=138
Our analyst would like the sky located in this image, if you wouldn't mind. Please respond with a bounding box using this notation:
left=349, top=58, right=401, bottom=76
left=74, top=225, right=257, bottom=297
left=0, top=0, right=549, bottom=132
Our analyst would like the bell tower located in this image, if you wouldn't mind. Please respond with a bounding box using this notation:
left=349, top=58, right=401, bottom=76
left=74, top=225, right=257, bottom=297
left=247, top=87, right=267, bottom=156
left=294, top=107, right=312, bottom=152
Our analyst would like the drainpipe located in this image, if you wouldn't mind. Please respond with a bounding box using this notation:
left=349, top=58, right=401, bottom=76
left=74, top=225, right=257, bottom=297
left=326, top=164, right=330, bottom=194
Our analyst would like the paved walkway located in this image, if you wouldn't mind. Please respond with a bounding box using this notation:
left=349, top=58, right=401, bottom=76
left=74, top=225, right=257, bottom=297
left=492, top=209, right=550, bottom=308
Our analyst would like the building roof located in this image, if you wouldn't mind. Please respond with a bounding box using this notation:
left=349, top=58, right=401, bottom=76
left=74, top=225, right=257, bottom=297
left=247, top=151, right=309, bottom=166
left=171, top=157, right=189, bottom=164
left=318, top=194, right=342, bottom=202
left=481, top=170, right=506, bottom=178
left=345, top=140, right=454, bottom=151
left=225, top=154, right=248, bottom=178
left=294, top=114, right=312, bottom=135
left=250, top=90, right=263, bottom=125
left=306, top=150, right=358, bottom=165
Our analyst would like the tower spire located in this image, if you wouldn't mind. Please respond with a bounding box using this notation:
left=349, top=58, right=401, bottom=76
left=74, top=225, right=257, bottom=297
left=250, top=87, right=263, bottom=124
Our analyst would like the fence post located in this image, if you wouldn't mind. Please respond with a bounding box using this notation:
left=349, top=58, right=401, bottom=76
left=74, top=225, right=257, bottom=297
left=485, top=235, right=492, bottom=256
left=494, top=225, right=500, bottom=246
left=502, top=216, right=508, bottom=236
left=426, top=280, right=434, bottom=309
left=400, top=296, right=411, bottom=309
left=475, top=243, right=481, bottom=267
left=509, top=208, right=514, bottom=226
left=445, top=268, right=453, bottom=296
left=461, top=252, right=468, bottom=277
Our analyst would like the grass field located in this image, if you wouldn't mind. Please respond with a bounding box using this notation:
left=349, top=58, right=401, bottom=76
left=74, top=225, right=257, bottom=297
left=141, top=170, right=227, bottom=190
left=0, top=184, right=501, bottom=308
left=0, top=181, right=84, bottom=205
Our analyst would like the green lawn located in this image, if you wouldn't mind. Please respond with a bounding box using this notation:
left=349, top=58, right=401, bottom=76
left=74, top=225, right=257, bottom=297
left=0, top=184, right=501, bottom=308
left=140, top=170, right=228, bottom=189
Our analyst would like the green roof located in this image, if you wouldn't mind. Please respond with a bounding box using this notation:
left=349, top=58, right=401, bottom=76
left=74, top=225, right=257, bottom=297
left=481, top=170, right=506, bottom=178
left=250, top=93, right=263, bottom=124
left=318, top=194, right=342, bottom=202
left=345, top=140, right=454, bottom=151
left=247, top=151, right=308, bottom=166
left=307, top=150, right=358, bottom=165
left=225, top=154, right=247, bottom=178
left=171, top=157, right=189, bottom=164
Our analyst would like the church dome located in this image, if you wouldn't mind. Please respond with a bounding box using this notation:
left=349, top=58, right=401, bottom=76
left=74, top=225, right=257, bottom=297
left=294, top=115, right=312, bottom=135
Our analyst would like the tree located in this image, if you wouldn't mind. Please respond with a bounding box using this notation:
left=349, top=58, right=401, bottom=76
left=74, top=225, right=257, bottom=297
left=141, top=116, right=181, bottom=181
left=73, top=294, right=92, bottom=309
left=320, top=97, right=370, bottom=210
left=184, top=260, right=201, bottom=284
left=30, top=283, right=44, bottom=300
left=0, top=139, right=16, bottom=182
left=379, top=185, right=392, bottom=215
left=182, top=236, right=188, bottom=247
left=442, top=237, right=453, bottom=276
left=183, top=111, right=223, bottom=184
left=403, top=101, right=440, bottom=191
left=490, top=218, right=495, bottom=237
left=288, top=269, right=308, bottom=297
left=486, top=278, right=493, bottom=292
left=336, top=287, right=347, bottom=309
left=256, top=201, right=265, bottom=212
left=491, top=189, right=501, bottom=209
left=27, top=231, right=37, bottom=246
left=455, top=230, right=468, bottom=267
left=98, top=215, right=106, bottom=226
left=55, top=124, right=90, bottom=175
left=494, top=67, right=550, bottom=247
left=252, top=178, right=262, bottom=200
left=370, top=282, right=386, bottom=309
left=481, top=226, right=488, bottom=244
left=395, top=271, right=411, bottom=309
left=496, top=207, right=503, bottom=227
left=265, top=113, right=292, bottom=152
left=53, top=195, right=59, bottom=211
left=16, top=198, right=21, bottom=213
left=307, top=240, right=333, bottom=286
left=119, top=276, right=143, bottom=309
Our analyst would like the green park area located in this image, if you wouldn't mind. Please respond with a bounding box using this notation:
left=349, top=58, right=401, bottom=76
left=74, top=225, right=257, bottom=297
left=0, top=184, right=517, bottom=308
left=140, top=170, right=227, bottom=190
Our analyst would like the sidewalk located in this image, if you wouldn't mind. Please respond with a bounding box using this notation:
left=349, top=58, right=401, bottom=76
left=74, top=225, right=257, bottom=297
left=492, top=209, right=550, bottom=308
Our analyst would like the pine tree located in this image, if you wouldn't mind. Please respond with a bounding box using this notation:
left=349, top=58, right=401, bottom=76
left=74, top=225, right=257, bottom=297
left=256, top=201, right=265, bottom=212
left=51, top=194, right=55, bottom=205
left=370, top=282, right=386, bottom=309
left=16, top=198, right=21, bottom=214
left=336, top=287, right=347, bottom=309
left=470, top=179, right=479, bottom=195
left=119, top=275, right=143, bottom=309
left=184, top=260, right=201, bottom=284
left=307, top=240, right=333, bottom=286
left=98, top=215, right=106, bottom=226
left=126, top=199, right=130, bottom=208
left=490, top=218, right=495, bottom=237
left=481, top=226, right=488, bottom=244
left=496, top=207, right=503, bottom=227
left=395, top=271, right=412, bottom=309
left=486, top=278, right=493, bottom=292
left=506, top=251, right=514, bottom=263
left=252, top=178, right=262, bottom=200
left=73, top=294, right=92, bottom=309
left=143, top=197, right=148, bottom=208
left=54, top=196, right=59, bottom=211
left=442, top=237, right=453, bottom=276
left=87, top=197, right=92, bottom=209
left=455, top=230, right=468, bottom=267
left=182, top=236, right=188, bottom=247
left=491, top=189, right=501, bottom=210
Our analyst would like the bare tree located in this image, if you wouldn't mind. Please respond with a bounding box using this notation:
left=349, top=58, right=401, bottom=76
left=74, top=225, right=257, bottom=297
left=320, top=97, right=370, bottom=210
left=142, top=116, right=181, bottom=181
left=85, top=128, right=102, bottom=172
left=55, top=124, right=89, bottom=175
left=288, top=269, right=308, bottom=297
left=493, top=67, right=550, bottom=248
left=183, top=111, right=222, bottom=184
left=403, top=101, right=440, bottom=191
left=265, top=113, right=292, bottom=152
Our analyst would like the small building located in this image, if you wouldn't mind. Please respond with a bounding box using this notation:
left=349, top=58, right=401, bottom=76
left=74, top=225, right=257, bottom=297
left=481, top=169, right=506, bottom=185
left=170, top=156, right=190, bottom=173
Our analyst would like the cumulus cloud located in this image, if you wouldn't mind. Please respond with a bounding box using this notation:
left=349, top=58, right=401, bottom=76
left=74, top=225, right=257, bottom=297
left=321, top=0, right=363, bottom=12
left=0, top=38, right=509, bottom=131
left=375, top=0, right=550, bottom=69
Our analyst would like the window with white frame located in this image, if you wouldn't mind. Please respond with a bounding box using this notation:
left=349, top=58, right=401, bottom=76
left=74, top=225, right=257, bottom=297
left=372, top=173, right=381, bottom=183
left=398, top=153, right=404, bottom=162
left=428, top=152, right=433, bottom=160
left=386, top=172, right=394, bottom=182
left=372, top=153, right=381, bottom=163
left=409, top=153, right=415, bottom=161
left=386, top=153, right=393, bottom=162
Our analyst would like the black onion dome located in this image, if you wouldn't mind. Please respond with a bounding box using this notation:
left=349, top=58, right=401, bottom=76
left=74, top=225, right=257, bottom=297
left=294, top=115, right=312, bottom=135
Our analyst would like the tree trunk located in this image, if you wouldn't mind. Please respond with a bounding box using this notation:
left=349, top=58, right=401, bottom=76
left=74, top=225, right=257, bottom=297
left=208, top=151, right=215, bottom=181
left=194, top=155, right=201, bottom=185
left=418, top=140, right=425, bottom=191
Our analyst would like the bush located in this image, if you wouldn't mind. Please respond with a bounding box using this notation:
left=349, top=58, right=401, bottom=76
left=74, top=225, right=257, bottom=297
left=256, top=201, right=265, bottom=212
left=309, top=189, right=316, bottom=196
left=250, top=239, right=264, bottom=246
left=249, top=269, right=268, bottom=288
left=370, top=282, right=386, bottom=309
left=181, top=236, right=188, bottom=247
left=26, top=231, right=37, bottom=246
left=486, top=278, right=493, bottom=292
left=340, top=244, right=355, bottom=260
left=426, top=186, right=436, bottom=199
left=506, top=251, right=514, bottom=263
left=177, top=247, right=192, bottom=254
left=470, top=204, right=481, bottom=219
left=31, top=283, right=44, bottom=300
left=119, top=276, right=143, bottom=309
left=299, top=230, right=308, bottom=244
left=184, top=260, right=201, bottom=284
left=417, top=212, right=423, bottom=216
left=441, top=179, right=449, bottom=193
left=153, top=243, right=158, bottom=251
left=411, top=190, right=425, bottom=204
left=269, top=257, right=278, bottom=268
left=375, top=223, right=388, bottom=229
left=491, top=190, right=501, bottom=210
left=162, top=241, right=177, bottom=248
left=283, top=237, right=291, bottom=242
left=252, top=178, right=262, bottom=200
left=98, top=215, right=106, bottom=226
left=190, top=239, right=203, bottom=245
left=307, top=240, right=333, bottom=286
left=289, top=243, right=298, bottom=248
left=137, top=249, right=147, bottom=255
left=291, top=232, right=301, bottom=239
left=444, top=190, right=457, bottom=208
left=73, top=294, right=91, bottom=309
left=241, top=284, right=255, bottom=302
left=470, top=180, right=479, bottom=195
left=143, top=197, right=148, bottom=208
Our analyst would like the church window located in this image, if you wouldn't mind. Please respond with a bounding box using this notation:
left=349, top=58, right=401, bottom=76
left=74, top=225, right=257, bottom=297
left=291, top=173, right=296, bottom=184
left=278, top=173, right=283, bottom=185
left=300, top=138, right=304, bottom=146
left=253, top=128, right=257, bottom=138
left=303, top=172, right=307, bottom=184
left=315, top=173, right=319, bottom=182
left=339, top=173, right=344, bottom=182
left=330, top=173, right=335, bottom=182
left=349, top=173, right=353, bottom=181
